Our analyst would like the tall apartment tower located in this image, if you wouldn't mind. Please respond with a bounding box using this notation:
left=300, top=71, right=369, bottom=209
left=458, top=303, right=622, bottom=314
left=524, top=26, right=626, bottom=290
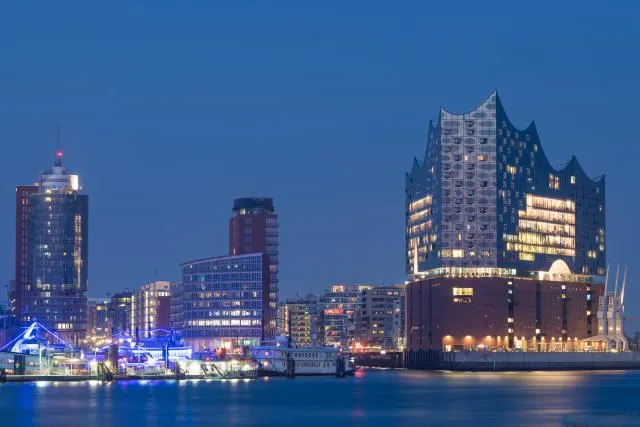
left=11, top=185, right=39, bottom=319
left=19, top=149, right=89, bottom=344
left=229, top=197, right=278, bottom=340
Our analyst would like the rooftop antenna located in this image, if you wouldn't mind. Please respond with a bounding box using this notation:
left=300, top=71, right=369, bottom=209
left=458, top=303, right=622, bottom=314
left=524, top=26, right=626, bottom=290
left=54, top=123, right=63, bottom=167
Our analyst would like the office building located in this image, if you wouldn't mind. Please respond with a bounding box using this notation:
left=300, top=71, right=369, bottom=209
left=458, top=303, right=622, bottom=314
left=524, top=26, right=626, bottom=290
left=280, top=295, right=320, bottom=347
left=180, top=253, right=265, bottom=351
left=319, top=284, right=373, bottom=348
left=357, top=285, right=406, bottom=351
left=132, top=281, right=171, bottom=339
left=18, top=150, right=88, bottom=344
left=405, top=91, right=606, bottom=351
left=12, top=185, right=38, bottom=320
left=229, top=197, right=278, bottom=340
left=107, top=291, right=133, bottom=335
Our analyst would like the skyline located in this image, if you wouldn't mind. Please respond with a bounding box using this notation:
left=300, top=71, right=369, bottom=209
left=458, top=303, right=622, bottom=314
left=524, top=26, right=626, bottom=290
left=1, top=2, right=638, bottom=323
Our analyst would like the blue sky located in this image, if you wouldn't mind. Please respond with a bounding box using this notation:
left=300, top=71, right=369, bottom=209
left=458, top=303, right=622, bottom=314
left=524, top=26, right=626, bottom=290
left=0, top=1, right=638, bottom=324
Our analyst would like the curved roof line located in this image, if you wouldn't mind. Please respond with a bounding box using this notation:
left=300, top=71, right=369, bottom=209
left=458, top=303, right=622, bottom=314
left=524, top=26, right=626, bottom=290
left=439, top=89, right=497, bottom=117
left=496, top=93, right=605, bottom=185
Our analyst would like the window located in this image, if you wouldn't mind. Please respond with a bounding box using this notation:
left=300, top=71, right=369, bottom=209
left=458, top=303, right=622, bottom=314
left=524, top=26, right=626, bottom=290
left=570, top=176, right=576, bottom=184
left=453, top=287, right=473, bottom=303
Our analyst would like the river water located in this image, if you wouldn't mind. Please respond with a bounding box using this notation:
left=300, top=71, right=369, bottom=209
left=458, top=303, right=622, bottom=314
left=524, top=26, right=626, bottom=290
left=1, top=369, right=640, bottom=426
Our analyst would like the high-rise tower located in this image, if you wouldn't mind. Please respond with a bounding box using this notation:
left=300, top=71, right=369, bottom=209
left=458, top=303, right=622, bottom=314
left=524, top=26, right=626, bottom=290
left=229, top=197, right=278, bottom=340
left=20, top=148, right=89, bottom=344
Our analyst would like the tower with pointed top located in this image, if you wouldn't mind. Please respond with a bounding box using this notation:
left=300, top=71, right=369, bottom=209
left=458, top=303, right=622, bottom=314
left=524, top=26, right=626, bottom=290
left=15, top=147, right=89, bottom=344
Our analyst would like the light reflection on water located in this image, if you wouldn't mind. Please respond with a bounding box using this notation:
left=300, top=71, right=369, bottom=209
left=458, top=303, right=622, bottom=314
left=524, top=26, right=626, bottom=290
left=1, top=370, right=639, bottom=426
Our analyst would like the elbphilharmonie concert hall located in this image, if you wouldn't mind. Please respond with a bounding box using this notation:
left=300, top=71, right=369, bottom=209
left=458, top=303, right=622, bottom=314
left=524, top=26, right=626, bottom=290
left=405, top=91, right=606, bottom=352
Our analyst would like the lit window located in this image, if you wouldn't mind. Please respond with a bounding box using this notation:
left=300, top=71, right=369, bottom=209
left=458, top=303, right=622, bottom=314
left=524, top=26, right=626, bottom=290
left=453, top=288, right=473, bottom=296
left=570, top=176, right=576, bottom=184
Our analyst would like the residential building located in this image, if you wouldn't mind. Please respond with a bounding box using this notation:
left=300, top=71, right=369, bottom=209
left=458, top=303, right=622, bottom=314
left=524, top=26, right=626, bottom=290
left=405, top=91, right=606, bottom=351
left=358, top=285, right=406, bottom=351
left=180, top=253, right=265, bottom=351
left=132, top=281, right=171, bottom=339
left=229, top=197, right=278, bottom=340
left=280, top=295, right=320, bottom=347
left=87, top=299, right=109, bottom=338
left=19, top=149, right=88, bottom=344
left=319, top=284, right=373, bottom=348
left=169, top=281, right=183, bottom=332
left=107, top=292, right=133, bottom=335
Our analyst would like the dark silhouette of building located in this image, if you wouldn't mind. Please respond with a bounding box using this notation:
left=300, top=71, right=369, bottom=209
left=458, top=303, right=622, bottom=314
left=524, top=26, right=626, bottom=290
left=405, top=92, right=605, bottom=351
left=11, top=185, right=38, bottom=321
left=107, top=292, right=133, bottom=335
left=229, top=197, right=278, bottom=340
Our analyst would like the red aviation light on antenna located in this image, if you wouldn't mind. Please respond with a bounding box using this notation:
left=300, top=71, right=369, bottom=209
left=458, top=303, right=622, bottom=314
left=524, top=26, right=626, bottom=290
left=56, top=150, right=63, bottom=158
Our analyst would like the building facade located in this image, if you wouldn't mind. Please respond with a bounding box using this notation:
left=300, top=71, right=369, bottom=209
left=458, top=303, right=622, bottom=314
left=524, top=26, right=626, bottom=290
left=229, top=197, right=278, bottom=340
left=319, top=284, right=373, bottom=348
left=180, top=254, right=265, bottom=351
left=19, top=151, right=88, bottom=344
left=169, top=281, right=183, bottom=333
left=280, top=295, right=320, bottom=347
left=132, top=281, right=171, bottom=339
left=11, top=185, right=38, bottom=321
left=87, top=299, right=109, bottom=338
left=357, top=285, right=406, bottom=351
left=107, top=291, right=133, bottom=335
left=405, top=92, right=606, bottom=351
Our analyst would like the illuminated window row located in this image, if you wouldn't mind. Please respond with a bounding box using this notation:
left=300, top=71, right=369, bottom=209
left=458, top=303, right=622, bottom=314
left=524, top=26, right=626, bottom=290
left=526, top=194, right=575, bottom=212
left=519, top=207, right=575, bottom=225
left=409, top=195, right=433, bottom=212
left=408, top=221, right=432, bottom=235
left=504, top=232, right=575, bottom=249
left=186, top=319, right=262, bottom=327
left=409, top=209, right=431, bottom=224
left=505, top=242, right=575, bottom=257
left=518, top=219, right=574, bottom=237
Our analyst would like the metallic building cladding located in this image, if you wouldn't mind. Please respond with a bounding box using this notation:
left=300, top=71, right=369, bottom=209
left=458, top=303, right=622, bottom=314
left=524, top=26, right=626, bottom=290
left=406, top=91, right=605, bottom=276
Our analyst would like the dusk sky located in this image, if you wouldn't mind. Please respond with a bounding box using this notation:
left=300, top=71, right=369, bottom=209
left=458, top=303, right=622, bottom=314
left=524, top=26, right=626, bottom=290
left=1, top=2, right=638, bottom=321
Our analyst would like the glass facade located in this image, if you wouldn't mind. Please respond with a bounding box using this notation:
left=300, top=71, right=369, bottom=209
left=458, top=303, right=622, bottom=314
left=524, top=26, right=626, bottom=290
left=406, top=92, right=605, bottom=278
left=180, top=253, right=264, bottom=351
left=23, top=156, right=88, bottom=344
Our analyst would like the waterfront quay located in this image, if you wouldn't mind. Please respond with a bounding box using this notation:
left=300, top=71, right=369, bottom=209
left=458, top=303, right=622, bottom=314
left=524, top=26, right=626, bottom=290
left=356, top=350, right=640, bottom=372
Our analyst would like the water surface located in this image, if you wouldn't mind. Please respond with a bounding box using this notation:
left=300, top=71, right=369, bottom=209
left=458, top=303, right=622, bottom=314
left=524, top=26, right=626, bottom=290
left=1, top=369, right=639, bottom=426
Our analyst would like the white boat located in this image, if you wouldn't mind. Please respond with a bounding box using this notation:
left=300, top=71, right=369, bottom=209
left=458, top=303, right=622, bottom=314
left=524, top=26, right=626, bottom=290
left=251, top=340, right=357, bottom=376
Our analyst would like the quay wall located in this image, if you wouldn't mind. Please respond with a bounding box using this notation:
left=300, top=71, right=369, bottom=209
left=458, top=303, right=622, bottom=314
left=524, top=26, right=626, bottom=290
left=405, top=350, right=640, bottom=371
